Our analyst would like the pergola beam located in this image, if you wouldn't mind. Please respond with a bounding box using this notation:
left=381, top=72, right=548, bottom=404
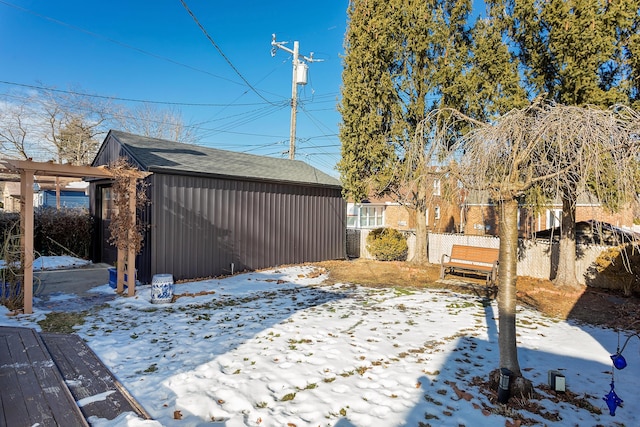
left=1, top=159, right=114, bottom=179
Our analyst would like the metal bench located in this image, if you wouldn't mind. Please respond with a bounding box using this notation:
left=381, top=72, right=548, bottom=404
left=440, top=244, right=499, bottom=286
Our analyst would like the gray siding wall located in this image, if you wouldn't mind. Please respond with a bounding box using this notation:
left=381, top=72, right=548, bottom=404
left=91, top=135, right=145, bottom=170
left=150, top=173, right=346, bottom=281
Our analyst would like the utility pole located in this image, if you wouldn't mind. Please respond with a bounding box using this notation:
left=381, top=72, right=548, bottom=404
left=271, top=34, right=322, bottom=160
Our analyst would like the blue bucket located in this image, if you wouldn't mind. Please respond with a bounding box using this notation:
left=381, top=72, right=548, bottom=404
left=108, top=268, right=134, bottom=289
left=1, top=281, right=21, bottom=299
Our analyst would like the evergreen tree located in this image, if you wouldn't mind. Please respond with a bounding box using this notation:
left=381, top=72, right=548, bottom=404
left=465, top=3, right=528, bottom=119
left=338, top=0, right=472, bottom=262
left=57, top=117, right=100, bottom=165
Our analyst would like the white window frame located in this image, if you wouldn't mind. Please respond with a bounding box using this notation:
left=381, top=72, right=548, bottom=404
left=347, top=204, right=385, bottom=228
left=359, top=205, right=385, bottom=228
left=547, top=209, right=562, bottom=229
left=346, top=203, right=358, bottom=228
left=433, top=179, right=441, bottom=196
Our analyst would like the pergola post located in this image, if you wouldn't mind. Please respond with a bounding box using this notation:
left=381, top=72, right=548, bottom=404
left=116, top=248, right=125, bottom=294
left=126, top=176, right=137, bottom=297
left=19, top=170, right=35, bottom=315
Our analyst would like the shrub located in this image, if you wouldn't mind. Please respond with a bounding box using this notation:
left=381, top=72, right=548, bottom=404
left=1, top=209, right=93, bottom=259
left=592, top=244, right=640, bottom=296
left=34, top=207, right=93, bottom=258
left=366, top=227, right=408, bottom=261
left=0, top=212, right=20, bottom=251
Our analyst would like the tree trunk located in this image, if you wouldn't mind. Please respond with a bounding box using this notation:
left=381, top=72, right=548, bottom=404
left=411, top=194, right=428, bottom=264
left=497, top=198, right=521, bottom=376
left=495, top=198, right=533, bottom=399
left=553, top=196, right=579, bottom=288
left=496, top=198, right=533, bottom=399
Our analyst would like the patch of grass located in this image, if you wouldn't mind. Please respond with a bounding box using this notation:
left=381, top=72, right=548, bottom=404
left=356, top=366, right=369, bottom=375
left=317, top=259, right=439, bottom=288
left=144, top=363, right=158, bottom=373
left=280, top=392, right=296, bottom=401
left=394, top=287, right=414, bottom=296
left=424, top=395, right=443, bottom=406
left=446, top=301, right=476, bottom=309
left=37, top=311, right=88, bottom=333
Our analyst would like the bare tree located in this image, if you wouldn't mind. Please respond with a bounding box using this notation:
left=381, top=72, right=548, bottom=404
left=114, top=103, right=197, bottom=143
left=0, top=86, right=115, bottom=164
left=37, top=88, right=112, bottom=164
left=0, top=98, right=36, bottom=160
left=418, top=102, right=639, bottom=397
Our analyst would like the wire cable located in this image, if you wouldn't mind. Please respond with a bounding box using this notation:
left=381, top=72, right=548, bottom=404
left=0, top=80, right=274, bottom=107
left=178, top=0, right=278, bottom=106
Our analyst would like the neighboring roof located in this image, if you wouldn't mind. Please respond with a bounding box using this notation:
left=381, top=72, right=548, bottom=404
left=99, top=130, right=341, bottom=188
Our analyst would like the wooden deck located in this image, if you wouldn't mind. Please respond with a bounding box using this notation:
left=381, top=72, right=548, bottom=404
left=0, top=326, right=149, bottom=426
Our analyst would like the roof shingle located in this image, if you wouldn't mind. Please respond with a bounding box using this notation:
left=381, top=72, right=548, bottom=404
left=107, top=130, right=341, bottom=188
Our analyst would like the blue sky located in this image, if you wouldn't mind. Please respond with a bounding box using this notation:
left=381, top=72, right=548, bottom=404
left=0, top=0, right=347, bottom=176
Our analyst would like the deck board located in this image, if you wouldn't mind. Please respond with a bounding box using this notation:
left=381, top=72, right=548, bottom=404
left=0, top=326, right=88, bottom=427
left=40, top=332, right=150, bottom=421
left=0, top=333, right=30, bottom=427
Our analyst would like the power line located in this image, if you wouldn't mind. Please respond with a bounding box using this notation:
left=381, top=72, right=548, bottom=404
left=179, top=0, right=277, bottom=106
left=0, top=90, right=338, bottom=143
left=0, top=80, right=273, bottom=107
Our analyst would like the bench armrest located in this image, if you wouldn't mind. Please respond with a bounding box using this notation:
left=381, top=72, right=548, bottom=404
left=441, top=253, right=451, bottom=264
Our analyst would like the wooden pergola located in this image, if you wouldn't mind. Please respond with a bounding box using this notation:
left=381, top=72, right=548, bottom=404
left=0, top=159, right=148, bottom=314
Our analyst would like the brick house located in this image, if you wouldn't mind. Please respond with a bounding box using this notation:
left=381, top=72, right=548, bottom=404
left=346, top=178, right=462, bottom=233
left=462, top=190, right=635, bottom=237
left=349, top=184, right=634, bottom=237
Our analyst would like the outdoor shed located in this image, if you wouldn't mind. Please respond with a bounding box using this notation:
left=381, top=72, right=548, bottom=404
left=89, top=130, right=346, bottom=284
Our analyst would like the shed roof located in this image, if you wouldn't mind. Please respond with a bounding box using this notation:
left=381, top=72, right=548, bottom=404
left=101, top=130, right=341, bottom=188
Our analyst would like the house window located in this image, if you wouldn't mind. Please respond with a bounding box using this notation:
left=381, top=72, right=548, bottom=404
left=425, top=208, right=429, bottom=226
left=547, top=209, right=562, bottom=229
left=359, top=206, right=384, bottom=228
left=347, top=204, right=385, bottom=228
left=434, top=205, right=441, bottom=220
left=101, top=187, right=116, bottom=220
left=433, top=179, right=441, bottom=196
left=346, top=203, right=358, bottom=228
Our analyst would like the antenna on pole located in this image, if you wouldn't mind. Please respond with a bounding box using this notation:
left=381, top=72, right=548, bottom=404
left=271, top=34, right=323, bottom=160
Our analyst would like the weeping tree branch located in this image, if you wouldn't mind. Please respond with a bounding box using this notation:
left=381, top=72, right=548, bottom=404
left=412, top=100, right=639, bottom=397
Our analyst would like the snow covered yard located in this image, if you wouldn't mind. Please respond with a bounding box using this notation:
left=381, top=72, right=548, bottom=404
left=1, top=263, right=637, bottom=427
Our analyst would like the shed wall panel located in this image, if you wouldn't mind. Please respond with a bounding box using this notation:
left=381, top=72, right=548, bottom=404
left=149, top=174, right=345, bottom=282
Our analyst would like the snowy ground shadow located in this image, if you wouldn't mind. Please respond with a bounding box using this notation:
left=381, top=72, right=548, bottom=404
left=402, top=303, right=638, bottom=426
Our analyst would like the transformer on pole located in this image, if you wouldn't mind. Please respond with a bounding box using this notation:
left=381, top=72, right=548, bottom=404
left=271, top=34, right=322, bottom=160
